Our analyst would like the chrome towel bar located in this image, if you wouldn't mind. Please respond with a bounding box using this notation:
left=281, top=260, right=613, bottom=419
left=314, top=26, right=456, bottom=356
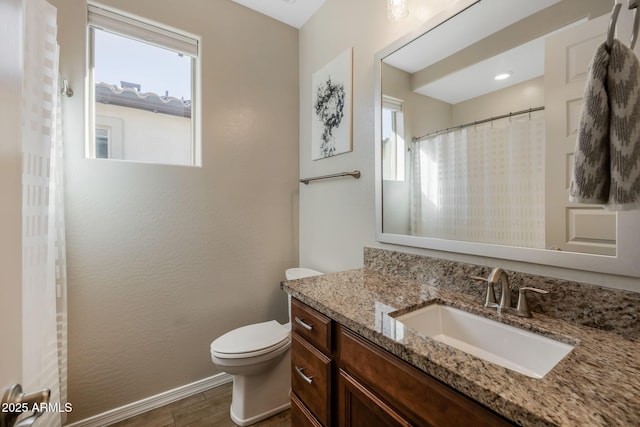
left=300, top=170, right=361, bottom=185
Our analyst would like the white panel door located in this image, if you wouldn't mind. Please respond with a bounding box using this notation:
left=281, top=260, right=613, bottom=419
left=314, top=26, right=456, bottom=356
left=544, top=14, right=616, bottom=256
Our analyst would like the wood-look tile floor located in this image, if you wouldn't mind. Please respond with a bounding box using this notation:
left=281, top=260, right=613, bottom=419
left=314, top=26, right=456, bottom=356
left=108, top=382, right=291, bottom=427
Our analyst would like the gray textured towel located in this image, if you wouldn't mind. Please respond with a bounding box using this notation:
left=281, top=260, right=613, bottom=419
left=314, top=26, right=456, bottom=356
left=570, top=39, right=640, bottom=210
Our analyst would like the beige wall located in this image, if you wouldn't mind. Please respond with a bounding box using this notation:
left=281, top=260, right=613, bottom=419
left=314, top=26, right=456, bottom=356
left=53, top=0, right=299, bottom=421
left=299, top=0, right=639, bottom=289
left=0, top=0, right=23, bottom=387
left=382, top=63, right=453, bottom=142
left=298, top=0, right=435, bottom=272
left=452, top=77, right=545, bottom=125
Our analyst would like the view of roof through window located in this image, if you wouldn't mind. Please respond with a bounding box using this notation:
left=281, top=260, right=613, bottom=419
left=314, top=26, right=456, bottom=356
left=94, top=28, right=192, bottom=108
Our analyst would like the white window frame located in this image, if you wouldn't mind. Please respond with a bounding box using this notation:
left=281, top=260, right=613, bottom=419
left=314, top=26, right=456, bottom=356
left=87, top=2, right=201, bottom=166
left=382, top=95, right=406, bottom=181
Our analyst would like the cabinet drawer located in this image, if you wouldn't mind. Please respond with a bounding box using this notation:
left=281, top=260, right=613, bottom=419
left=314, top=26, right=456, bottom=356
left=338, top=326, right=514, bottom=427
left=291, top=392, right=324, bottom=427
left=292, top=298, right=332, bottom=355
left=292, top=332, right=332, bottom=426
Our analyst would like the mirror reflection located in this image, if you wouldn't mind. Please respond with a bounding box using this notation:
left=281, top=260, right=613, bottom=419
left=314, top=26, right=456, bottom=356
left=381, top=0, right=615, bottom=256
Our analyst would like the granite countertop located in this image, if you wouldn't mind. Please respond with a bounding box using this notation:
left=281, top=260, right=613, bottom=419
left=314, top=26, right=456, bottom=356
left=282, top=269, right=640, bottom=427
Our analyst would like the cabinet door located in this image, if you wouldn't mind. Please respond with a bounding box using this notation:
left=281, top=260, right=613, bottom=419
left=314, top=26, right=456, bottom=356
left=339, top=370, right=413, bottom=427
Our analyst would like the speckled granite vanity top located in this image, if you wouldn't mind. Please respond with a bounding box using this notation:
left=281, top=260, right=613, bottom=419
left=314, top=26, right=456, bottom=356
left=282, top=269, right=640, bottom=426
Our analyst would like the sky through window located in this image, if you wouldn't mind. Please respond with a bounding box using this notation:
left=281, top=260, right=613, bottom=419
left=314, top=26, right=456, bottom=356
left=94, top=29, right=192, bottom=100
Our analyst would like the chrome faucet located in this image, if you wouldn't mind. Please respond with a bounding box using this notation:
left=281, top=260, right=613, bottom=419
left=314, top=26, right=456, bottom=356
left=471, top=267, right=548, bottom=318
left=487, top=267, right=511, bottom=312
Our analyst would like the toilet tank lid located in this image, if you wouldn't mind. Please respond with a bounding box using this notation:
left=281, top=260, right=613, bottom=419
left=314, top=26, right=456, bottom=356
left=211, top=320, right=289, bottom=355
left=285, top=268, right=323, bottom=280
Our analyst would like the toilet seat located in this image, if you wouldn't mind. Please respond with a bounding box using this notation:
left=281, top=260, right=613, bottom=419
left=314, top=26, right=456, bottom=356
left=211, top=320, right=290, bottom=360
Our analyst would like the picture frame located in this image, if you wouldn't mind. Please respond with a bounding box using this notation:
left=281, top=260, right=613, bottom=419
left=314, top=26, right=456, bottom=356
left=311, top=47, right=353, bottom=160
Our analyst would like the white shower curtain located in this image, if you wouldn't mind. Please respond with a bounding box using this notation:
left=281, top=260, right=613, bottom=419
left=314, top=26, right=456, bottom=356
left=21, top=0, right=68, bottom=425
left=411, top=113, right=546, bottom=248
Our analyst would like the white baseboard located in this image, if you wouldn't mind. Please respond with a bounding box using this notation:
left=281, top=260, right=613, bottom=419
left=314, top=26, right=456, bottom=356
left=65, top=373, right=233, bottom=427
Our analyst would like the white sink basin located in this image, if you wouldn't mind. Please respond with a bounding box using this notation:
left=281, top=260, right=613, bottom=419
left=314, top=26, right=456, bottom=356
left=394, top=304, right=574, bottom=378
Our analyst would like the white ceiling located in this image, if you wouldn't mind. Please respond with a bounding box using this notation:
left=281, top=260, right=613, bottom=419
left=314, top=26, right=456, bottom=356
left=231, top=0, right=326, bottom=28
left=384, top=0, right=562, bottom=104
left=384, top=0, right=560, bottom=73
left=415, top=37, right=545, bottom=104
left=232, top=0, right=584, bottom=105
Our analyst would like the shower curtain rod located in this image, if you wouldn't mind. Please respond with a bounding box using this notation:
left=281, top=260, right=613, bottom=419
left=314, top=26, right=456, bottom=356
left=411, top=106, right=545, bottom=143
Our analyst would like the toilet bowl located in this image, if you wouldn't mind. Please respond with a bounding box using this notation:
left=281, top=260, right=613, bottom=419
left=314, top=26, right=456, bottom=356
left=210, top=267, right=322, bottom=426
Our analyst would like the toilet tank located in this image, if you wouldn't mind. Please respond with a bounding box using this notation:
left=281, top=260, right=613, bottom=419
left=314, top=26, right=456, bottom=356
left=285, top=268, right=323, bottom=280
left=284, top=268, right=323, bottom=323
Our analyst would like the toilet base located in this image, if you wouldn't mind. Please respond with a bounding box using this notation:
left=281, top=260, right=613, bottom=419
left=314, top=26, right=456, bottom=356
left=228, top=347, right=291, bottom=426
left=230, top=400, right=291, bottom=427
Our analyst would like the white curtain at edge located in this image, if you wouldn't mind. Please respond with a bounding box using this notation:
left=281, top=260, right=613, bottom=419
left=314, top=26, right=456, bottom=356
left=22, top=0, right=67, bottom=426
left=411, top=113, right=546, bottom=249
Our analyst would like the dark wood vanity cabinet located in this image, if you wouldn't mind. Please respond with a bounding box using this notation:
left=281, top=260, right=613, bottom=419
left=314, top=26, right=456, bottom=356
left=291, top=299, right=334, bottom=426
left=338, top=326, right=515, bottom=427
left=290, top=299, right=514, bottom=427
left=338, top=369, right=412, bottom=427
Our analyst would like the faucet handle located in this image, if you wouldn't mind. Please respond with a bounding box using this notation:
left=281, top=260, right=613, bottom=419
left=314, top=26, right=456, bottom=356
left=516, top=287, right=549, bottom=318
left=470, top=275, right=498, bottom=308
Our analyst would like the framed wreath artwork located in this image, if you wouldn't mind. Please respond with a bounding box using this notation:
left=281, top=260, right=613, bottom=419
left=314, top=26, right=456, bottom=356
left=311, top=48, right=353, bottom=160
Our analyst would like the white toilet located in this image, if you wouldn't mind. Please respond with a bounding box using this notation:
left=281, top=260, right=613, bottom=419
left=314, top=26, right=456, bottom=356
left=210, top=267, right=323, bottom=426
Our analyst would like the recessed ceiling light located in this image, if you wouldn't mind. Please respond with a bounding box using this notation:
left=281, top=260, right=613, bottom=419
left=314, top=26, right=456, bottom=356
left=494, top=72, right=511, bottom=81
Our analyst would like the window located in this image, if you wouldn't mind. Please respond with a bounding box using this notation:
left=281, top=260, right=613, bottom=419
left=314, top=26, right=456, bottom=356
left=382, top=96, right=405, bottom=181
left=95, top=127, right=110, bottom=159
left=88, top=3, right=200, bottom=166
left=95, top=115, right=123, bottom=159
